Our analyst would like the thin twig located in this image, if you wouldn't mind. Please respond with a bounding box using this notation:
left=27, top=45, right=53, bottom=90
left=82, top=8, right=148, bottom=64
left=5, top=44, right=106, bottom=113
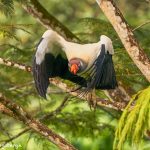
left=133, top=20, right=150, bottom=31
left=0, top=128, right=30, bottom=149
left=40, top=95, right=70, bottom=120
left=8, top=81, right=34, bottom=91
left=0, top=122, right=17, bottom=150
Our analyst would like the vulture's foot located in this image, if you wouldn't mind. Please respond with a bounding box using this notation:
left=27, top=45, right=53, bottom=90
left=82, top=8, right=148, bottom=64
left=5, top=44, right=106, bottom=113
left=86, top=89, right=97, bottom=109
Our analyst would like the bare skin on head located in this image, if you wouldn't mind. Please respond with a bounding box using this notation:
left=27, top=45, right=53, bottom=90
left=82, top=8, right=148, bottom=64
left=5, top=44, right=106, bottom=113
left=70, top=64, right=79, bottom=75
left=69, top=58, right=81, bottom=75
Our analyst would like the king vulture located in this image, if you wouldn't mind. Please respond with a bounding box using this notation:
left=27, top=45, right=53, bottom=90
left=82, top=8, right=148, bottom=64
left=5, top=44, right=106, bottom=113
left=33, top=30, right=117, bottom=98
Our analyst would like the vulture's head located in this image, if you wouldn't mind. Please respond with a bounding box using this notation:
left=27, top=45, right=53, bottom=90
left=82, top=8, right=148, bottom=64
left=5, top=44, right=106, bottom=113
left=68, top=58, right=87, bottom=75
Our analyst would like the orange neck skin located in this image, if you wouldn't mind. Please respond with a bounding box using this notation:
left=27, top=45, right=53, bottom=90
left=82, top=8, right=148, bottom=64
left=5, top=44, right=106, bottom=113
left=70, top=64, right=79, bottom=75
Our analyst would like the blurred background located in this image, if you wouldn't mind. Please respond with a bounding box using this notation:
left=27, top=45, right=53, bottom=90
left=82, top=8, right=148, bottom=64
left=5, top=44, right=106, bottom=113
left=0, top=0, right=150, bottom=149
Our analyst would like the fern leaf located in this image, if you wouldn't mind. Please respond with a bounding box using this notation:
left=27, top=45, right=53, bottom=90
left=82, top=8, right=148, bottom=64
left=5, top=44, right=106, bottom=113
left=113, top=87, right=150, bottom=150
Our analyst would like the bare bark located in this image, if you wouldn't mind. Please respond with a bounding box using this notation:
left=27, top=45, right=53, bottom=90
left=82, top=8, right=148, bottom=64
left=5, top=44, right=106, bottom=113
left=96, top=0, right=150, bottom=82
left=0, top=58, right=31, bottom=72
left=0, top=58, right=126, bottom=111
left=0, top=94, right=77, bottom=150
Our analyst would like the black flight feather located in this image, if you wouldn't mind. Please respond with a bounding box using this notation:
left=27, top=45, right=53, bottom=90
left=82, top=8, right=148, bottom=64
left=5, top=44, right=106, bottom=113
left=33, top=57, right=49, bottom=98
left=33, top=53, right=87, bottom=98
left=86, top=44, right=118, bottom=90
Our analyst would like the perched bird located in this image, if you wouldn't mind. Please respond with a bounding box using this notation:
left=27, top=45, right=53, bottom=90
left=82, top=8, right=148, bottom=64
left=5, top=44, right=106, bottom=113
left=33, top=30, right=117, bottom=98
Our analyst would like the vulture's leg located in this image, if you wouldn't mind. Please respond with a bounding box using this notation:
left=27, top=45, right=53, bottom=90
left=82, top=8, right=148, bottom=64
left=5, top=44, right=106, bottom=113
left=86, top=89, right=97, bottom=109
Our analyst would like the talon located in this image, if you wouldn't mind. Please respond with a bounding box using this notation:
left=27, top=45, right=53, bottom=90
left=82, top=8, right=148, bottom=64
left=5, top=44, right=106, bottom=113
left=86, top=89, right=97, bottom=110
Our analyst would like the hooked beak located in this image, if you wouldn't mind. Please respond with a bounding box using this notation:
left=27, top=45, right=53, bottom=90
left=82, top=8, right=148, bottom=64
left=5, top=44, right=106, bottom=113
left=70, top=64, right=79, bottom=75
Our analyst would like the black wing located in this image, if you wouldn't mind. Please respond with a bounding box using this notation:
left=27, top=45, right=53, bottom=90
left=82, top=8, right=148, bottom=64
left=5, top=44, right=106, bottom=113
left=33, top=56, right=49, bottom=98
left=33, top=45, right=86, bottom=99
left=86, top=44, right=118, bottom=90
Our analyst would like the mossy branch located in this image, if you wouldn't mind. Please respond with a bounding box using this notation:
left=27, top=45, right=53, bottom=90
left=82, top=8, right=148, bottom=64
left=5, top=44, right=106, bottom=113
left=0, top=94, right=77, bottom=150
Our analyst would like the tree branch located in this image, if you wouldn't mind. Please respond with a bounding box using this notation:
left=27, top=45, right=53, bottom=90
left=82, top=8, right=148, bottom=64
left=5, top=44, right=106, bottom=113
left=0, top=58, right=127, bottom=111
left=0, top=95, right=70, bottom=148
left=96, top=0, right=150, bottom=82
left=49, top=78, right=126, bottom=111
left=0, top=94, right=77, bottom=150
left=0, top=57, right=31, bottom=72
left=0, top=96, right=69, bottom=148
left=133, top=20, right=150, bottom=31
left=22, top=0, right=80, bottom=42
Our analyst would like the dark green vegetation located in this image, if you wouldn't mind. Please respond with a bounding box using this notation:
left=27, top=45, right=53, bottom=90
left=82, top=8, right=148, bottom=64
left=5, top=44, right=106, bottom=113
left=0, top=0, right=150, bottom=150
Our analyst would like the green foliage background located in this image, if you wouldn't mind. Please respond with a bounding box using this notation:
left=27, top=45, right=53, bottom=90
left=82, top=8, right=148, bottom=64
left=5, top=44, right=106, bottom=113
left=0, top=0, right=150, bottom=150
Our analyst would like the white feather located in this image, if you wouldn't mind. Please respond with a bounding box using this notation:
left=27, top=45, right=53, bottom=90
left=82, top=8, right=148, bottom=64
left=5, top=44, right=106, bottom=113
left=36, top=38, right=50, bottom=64
left=96, top=0, right=102, bottom=5
left=35, top=30, right=114, bottom=70
left=35, top=30, right=64, bottom=64
left=100, top=35, right=114, bottom=54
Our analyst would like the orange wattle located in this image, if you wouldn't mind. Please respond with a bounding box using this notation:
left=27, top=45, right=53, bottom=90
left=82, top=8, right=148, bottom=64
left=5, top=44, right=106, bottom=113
left=70, top=64, right=79, bottom=75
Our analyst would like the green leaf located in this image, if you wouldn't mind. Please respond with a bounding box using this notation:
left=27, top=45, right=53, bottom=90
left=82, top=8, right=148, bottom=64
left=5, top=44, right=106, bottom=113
left=113, top=87, right=150, bottom=150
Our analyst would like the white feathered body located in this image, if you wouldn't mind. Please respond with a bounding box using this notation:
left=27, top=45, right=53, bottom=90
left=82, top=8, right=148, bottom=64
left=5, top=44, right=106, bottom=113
left=36, top=30, right=114, bottom=72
